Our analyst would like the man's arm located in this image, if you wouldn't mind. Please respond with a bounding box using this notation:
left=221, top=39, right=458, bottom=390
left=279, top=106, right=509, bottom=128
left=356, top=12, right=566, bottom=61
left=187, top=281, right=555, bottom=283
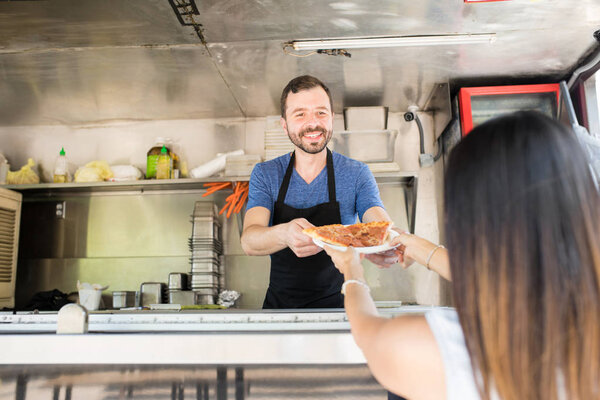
left=362, top=205, right=391, bottom=223
left=362, top=206, right=399, bottom=268
left=240, top=206, right=323, bottom=257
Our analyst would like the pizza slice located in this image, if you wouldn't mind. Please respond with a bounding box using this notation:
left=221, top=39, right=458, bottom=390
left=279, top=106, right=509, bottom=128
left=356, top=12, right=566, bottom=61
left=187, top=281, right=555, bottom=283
left=303, top=221, right=392, bottom=248
left=347, top=221, right=392, bottom=247
left=302, top=224, right=353, bottom=247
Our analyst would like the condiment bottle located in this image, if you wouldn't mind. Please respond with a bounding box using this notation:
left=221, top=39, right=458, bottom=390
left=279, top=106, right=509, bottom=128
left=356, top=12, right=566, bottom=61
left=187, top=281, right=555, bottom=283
left=53, top=147, right=70, bottom=183
left=156, top=145, right=172, bottom=180
left=146, top=137, right=167, bottom=179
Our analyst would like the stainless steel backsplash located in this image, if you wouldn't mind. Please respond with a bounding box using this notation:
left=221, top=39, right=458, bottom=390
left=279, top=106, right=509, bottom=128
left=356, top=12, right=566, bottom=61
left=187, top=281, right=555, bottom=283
left=15, top=183, right=417, bottom=309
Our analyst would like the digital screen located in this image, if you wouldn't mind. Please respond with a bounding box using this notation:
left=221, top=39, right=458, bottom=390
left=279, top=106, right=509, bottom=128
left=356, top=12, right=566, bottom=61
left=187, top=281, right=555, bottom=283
left=470, top=92, right=558, bottom=130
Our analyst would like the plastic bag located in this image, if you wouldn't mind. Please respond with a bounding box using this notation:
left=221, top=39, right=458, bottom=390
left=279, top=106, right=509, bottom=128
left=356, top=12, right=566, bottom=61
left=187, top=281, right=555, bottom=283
left=74, top=161, right=114, bottom=183
left=218, top=290, right=241, bottom=308
left=107, top=165, right=142, bottom=181
left=6, top=158, right=40, bottom=184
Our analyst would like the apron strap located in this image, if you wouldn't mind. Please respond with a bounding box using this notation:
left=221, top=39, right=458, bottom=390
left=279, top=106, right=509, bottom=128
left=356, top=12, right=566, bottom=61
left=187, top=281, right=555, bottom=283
left=276, top=149, right=336, bottom=204
left=326, top=148, right=336, bottom=202
left=276, top=152, right=296, bottom=204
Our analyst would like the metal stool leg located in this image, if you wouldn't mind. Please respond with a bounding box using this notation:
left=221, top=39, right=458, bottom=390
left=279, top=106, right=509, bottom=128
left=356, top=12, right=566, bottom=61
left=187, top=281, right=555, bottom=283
left=235, top=368, right=244, bottom=400
left=15, top=374, right=27, bottom=400
left=216, top=367, right=227, bottom=400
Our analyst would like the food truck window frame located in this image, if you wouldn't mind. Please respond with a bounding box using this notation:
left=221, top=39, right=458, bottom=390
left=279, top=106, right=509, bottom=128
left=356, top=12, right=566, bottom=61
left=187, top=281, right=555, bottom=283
left=458, top=83, right=560, bottom=136
left=580, top=71, right=600, bottom=136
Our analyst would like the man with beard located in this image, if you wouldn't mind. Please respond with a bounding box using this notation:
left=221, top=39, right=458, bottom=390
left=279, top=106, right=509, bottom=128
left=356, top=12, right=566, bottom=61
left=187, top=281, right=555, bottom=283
left=241, top=75, right=397, bottom=309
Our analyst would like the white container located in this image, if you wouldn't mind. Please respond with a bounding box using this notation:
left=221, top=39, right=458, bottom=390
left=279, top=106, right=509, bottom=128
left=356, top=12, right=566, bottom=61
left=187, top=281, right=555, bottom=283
left=330, top=130, right=398, bottom=163
left=78, top=288, right=102, bottom=311
left=343, top=107, right=388, bottom=130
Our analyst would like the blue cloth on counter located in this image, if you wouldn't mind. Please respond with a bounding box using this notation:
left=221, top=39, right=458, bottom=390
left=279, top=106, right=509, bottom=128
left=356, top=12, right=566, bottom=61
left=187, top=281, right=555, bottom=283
left=247, top=150, right=384, bottom=226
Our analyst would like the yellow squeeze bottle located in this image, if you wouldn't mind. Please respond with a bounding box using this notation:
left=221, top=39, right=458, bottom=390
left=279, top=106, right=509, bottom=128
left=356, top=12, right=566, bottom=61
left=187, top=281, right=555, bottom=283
left=156, top=145, right=172, bottom=180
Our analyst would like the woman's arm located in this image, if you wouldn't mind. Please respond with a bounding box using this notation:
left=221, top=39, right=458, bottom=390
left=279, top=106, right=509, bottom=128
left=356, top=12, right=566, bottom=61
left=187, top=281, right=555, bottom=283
left=392, top=230, right=452, bottom=281
left=324, top=245, right=446, bottom=399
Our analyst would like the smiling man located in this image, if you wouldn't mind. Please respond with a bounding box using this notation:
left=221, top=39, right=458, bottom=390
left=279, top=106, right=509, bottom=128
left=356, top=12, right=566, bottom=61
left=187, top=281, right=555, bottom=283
left=240, top=75, right=396, bottom=309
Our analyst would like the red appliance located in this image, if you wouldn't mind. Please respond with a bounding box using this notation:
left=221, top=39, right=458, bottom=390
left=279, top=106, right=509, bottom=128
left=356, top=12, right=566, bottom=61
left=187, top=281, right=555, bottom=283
left=458, top=83, right=560, bottom=136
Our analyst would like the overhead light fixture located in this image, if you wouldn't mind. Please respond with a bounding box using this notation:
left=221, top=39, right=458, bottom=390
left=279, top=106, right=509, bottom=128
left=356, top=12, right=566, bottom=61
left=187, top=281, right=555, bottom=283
left=288, top=34, right=496, bottom=51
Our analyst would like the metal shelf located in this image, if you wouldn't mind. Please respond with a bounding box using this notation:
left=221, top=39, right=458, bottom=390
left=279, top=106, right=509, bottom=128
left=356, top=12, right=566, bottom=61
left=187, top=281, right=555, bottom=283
left=0, top=176, right=251, bottom=195
left=0, top=173, right=416, bottom=195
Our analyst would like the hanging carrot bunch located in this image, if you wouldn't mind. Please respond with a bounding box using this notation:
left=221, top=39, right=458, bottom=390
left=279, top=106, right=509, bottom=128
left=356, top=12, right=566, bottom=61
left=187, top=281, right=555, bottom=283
left=202, top=181, right=249, bottom=218
left=202, top=181, right=232, bottom=196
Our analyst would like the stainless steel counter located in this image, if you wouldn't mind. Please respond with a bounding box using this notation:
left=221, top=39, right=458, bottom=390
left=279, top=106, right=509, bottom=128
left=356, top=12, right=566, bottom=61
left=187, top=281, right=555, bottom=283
left=0, top=306, right=441, bottom=365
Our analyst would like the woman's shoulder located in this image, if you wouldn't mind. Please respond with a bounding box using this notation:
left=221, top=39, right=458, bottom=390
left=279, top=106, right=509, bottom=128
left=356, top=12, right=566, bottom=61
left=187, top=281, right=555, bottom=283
left=425, top=308, right=482, bottom=400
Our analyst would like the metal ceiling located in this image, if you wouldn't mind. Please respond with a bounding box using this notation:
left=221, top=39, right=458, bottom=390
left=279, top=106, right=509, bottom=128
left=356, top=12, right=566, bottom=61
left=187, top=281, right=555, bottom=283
left=0, top=0, right=599, bottom=126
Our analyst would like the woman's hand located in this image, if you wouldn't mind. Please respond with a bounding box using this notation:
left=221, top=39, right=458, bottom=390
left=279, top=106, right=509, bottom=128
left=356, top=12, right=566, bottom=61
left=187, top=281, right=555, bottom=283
left=323, top=245, right=366, bottom=281
left=389, top=228, right=452, bottom=280
left=389, top=228, right=418, bottom=269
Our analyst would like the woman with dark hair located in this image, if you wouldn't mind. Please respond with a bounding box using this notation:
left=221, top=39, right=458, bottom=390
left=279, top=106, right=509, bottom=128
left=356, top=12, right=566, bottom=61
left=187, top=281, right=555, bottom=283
left=324, top=111, right=600, bottom=400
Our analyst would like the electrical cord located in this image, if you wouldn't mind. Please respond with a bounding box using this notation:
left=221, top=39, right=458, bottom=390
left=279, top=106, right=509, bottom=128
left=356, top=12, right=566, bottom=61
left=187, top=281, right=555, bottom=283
left=433, top=135, right=443, bottom=162
left=406, top=111, right=444, bottom=164
left=415, top=114, right=425, bottom=154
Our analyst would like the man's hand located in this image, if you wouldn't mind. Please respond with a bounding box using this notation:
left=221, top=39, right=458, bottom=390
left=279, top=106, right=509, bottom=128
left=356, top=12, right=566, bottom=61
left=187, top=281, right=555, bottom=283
left=365, top=249, right=400, bottom=269
left=285, top=218, right=323, bottom=257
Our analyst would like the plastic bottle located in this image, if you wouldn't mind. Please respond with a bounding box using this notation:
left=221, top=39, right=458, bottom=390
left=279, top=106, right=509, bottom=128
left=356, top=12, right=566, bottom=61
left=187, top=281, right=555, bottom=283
left=146, top=137, right=167, bottom=179
left=164, top=138, right=180, bottom=179
left=53, top=147, right=70, bottom=183
left=155, top=145, right=172, bottom=180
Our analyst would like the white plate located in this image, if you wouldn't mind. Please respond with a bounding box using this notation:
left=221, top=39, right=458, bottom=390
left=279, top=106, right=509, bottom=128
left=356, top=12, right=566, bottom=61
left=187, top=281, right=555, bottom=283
left=312, top=229, right=400, bottom=254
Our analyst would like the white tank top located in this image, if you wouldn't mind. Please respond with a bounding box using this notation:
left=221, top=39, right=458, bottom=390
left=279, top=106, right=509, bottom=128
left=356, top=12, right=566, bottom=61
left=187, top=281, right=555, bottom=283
left=425, top=308, right=484, bottom=400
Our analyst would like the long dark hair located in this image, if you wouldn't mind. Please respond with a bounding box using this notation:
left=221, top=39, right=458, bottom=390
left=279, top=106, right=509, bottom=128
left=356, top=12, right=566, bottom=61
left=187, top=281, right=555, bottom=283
left=444, top=111, right=600, bottom=400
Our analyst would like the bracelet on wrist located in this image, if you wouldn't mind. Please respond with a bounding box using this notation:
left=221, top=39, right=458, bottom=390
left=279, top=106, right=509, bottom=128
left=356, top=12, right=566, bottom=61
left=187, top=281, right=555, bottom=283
left=341, top=279, right=370, bottom=295
left=425, top=244, right=445, bottom=270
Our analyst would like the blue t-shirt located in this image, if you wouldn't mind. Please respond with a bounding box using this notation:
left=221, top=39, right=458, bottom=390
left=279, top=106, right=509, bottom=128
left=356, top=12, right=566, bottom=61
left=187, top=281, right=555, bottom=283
left=247, top=151, right=384, bottom=226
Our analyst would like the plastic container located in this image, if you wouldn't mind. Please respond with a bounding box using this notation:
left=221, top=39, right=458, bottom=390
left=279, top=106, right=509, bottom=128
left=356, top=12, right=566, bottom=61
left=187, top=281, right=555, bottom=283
left=330, top=130, right=398, bottom=163
left=79, top=288, right=102, bottom=311
left=53, top=147, right=70, bottom=183
left=147, top=138, right=169, bottom=179
left=112, top=291, right=136, bottom=308
left=77, top=281, right=108, bottom=311
left=343, top=107, right=388, bottom=130
left=155, top=145, right=172, bottom=180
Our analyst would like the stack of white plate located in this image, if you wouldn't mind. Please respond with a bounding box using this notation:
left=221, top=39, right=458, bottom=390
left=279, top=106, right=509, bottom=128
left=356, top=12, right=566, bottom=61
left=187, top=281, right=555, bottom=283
left=265, top=129, right=294, bottom=161
left=188, top=202, right=223, bottom=304
left=225, top=154, right=263, bottom=177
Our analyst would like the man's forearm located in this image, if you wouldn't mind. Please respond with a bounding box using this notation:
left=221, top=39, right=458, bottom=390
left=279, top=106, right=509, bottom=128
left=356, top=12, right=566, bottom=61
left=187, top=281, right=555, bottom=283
left=241, top=223, right=289, bottom=256
left=362, top=206, right=392, bottom=223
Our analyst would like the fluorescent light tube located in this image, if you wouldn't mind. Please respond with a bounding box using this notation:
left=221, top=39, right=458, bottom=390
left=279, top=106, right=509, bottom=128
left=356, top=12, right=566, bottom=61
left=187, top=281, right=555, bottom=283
left=290, top=34, right=496, bottom=51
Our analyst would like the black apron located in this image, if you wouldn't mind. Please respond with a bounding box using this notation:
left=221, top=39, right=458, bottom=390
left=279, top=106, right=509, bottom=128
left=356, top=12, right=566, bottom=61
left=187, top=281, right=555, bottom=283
left=263, top=149, right=344, bottom=309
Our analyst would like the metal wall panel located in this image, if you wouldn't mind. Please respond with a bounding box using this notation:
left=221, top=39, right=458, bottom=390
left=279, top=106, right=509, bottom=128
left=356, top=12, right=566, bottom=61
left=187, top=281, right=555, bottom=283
left=0, top=0, right=598, bottom=126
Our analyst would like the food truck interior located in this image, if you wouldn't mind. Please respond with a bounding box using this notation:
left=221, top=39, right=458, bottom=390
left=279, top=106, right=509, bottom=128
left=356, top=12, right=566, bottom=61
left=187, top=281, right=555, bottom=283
left=0, top=1, right=599, bottom=399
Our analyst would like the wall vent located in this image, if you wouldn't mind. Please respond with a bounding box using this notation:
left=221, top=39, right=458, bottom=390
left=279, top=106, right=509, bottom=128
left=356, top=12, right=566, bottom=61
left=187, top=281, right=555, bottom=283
left=0, top=188, right=22, bottom=309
